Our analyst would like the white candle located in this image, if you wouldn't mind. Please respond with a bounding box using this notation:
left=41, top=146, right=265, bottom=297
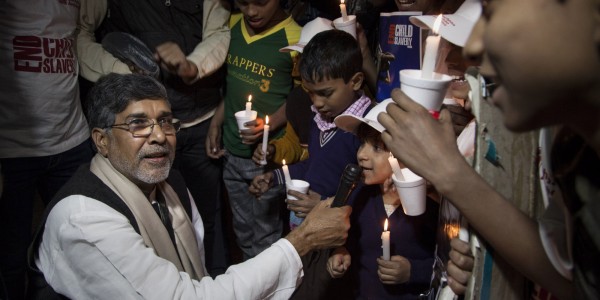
left=381, top=219, right=390, bottom=260
left=260, top=116, right=270, bottom=165
left=459, top=217, right=469, bottom=242
left=246, top=95, right=253, bottom=116
left=388, top=153, right=405, bottom=181
left=282, top=159, right=292, bottom=187
left=421, top=15, right=443, bottom=79
left=340, top=0, right=348, bottom=22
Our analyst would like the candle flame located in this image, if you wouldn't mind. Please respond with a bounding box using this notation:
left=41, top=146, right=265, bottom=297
left=282, top=159, right=286, bottom=166
left=248, top=95, right=252, bottom=102
left=444, top=223, right=460, bottom=239
left=432, top=14, right=443, bottom=35
left=384, top=219, right=388, bottom=231
left=265, top=115, right=269, bottom=124
left=340, top=0, right=344, bottom=4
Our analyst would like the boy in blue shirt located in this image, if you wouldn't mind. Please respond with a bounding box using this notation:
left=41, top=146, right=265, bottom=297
left=250, top=30, right=373, bottom=229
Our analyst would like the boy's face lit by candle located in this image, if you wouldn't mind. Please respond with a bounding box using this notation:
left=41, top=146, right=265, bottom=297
left=355, top=123, right=406, bottom=186
left=464, top=0, right=600, bottom=132
left=357, top=139, right=393, bottom=185
left=301, top=73, right=363, bottom=122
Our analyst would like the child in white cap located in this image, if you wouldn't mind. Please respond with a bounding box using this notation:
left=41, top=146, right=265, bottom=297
left=326, top=100, right=439, bottom=299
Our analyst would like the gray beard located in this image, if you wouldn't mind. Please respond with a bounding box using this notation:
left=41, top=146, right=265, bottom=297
left=133, top=160, right=171, bottom=184
left=109, top=144, right=173, bottom=186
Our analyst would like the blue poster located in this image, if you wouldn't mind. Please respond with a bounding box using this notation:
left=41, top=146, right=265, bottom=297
left=375, top=11, right=422, bottom=102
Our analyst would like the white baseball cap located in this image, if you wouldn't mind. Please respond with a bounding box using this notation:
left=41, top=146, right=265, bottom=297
left=280, top=17, right=334, bottom=53
left=409, top=0, right=481, bottom=47
left=334, top=99, right=395, bottom=134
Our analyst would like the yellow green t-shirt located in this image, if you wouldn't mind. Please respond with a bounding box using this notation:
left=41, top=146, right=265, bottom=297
left=223, top=13, right=301, bottom=157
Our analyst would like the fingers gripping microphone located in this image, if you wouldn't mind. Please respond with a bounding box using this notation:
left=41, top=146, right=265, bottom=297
left=331, top=164, right=362, bottom=208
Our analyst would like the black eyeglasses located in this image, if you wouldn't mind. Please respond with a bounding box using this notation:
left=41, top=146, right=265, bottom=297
left=109, top=118, right=181, bottom=138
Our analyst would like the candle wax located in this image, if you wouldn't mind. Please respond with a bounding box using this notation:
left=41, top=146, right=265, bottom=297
left=421, top=15, right=443, bottom=79
left=339, top=0, right=348, bottom=22
left=388, top=155, right=405, bottom=181
left=260, top=117, right=270, bottom=165
left=421, top=34, right=440, bottom=79
left=381, top=220, right=390, bottom=260
left=246, top=95, right=253, bottom=116
left=245, top=102, right=252, bottom=116
left=282, top=160, right=292, bottom=187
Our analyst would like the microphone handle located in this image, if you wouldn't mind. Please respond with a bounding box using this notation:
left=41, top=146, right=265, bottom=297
left=331, top=164, right=362, bottom=208
left=331, top=186, right=353, bottom=207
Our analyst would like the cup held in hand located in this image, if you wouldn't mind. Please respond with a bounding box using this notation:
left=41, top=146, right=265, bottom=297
left=287, top=179, right=310, bottom=201
left=235, top=110, right=257, bottom=131
left=333, top=15, right=357, bottom=39
left=392, top=168, right=426, bottom=216
left=400, top=69, right=452, bottom=113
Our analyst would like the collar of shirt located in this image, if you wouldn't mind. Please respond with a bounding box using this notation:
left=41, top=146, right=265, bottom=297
left=311, top=93, right=371, bottom=132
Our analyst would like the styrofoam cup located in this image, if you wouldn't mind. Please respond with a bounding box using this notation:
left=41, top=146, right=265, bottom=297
left=235, top=110, right=257, bottom=131
left=400, top=69, right=452, bottom=113
left=287, top=179, right=310, bottom=201
left=333, top=15, right=357, bottom=39
left=392, top=168, right=426, bottom=216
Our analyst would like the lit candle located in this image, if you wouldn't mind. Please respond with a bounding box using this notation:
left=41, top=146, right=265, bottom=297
left=421, top=14, right=443, bottom=79
left=388, top=153, right=405, bottom=181
left=260, top=116, right=270, bottom=165
left=246, top=95, right=253, bottom=116
left=381, top=219, right=390, bottom=260
left=339, top=0, right=348, bottom=22
left=282, top=159, right=292, bottom=187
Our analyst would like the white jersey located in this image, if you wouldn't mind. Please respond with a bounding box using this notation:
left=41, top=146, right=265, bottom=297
left=0, top=0, right=89, bottom=158
left=538, top=127, right=573, bottom=280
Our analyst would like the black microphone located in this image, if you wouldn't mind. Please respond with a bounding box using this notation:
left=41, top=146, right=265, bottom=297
left=331, top=164, right=362, bottom=208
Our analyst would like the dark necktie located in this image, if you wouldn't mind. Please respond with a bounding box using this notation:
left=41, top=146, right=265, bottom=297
left=151, top=196, right=177, bottom=249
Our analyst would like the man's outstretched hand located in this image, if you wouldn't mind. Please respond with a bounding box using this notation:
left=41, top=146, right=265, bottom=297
left=285, top=199, right=351, bottom=257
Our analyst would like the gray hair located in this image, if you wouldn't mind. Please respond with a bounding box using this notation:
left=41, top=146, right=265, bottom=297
left=85, top=73, right=169, bottom=130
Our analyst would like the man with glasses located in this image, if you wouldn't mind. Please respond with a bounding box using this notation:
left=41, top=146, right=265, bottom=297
left=78, top=0, right=231, bottom=277
left=28, top=73, right=352, bottom=299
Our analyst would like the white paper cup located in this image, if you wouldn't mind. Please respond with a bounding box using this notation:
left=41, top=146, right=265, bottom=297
left=392, top=168, right=426, bottom=216
left=400, top=69, right=452, bottom=113
left=234, top=110, right=257, bottom=130
left=333, top=15, right=357, bottom=39
left=287, top=179, right=310, bottom=201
